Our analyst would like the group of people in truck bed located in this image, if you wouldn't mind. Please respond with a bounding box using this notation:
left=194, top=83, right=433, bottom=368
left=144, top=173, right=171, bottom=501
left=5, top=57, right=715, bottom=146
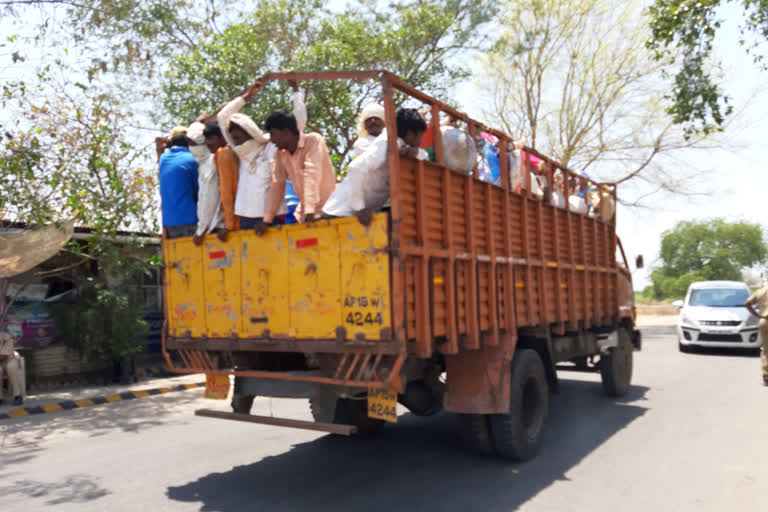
left=158, top=79, right=428, bottom=240
left=158, top=80, right=614, bottom=241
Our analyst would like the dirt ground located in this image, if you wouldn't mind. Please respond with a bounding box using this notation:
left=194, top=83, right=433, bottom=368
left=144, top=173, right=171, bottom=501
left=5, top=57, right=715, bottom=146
left=635, top=302, right=678, bottom=327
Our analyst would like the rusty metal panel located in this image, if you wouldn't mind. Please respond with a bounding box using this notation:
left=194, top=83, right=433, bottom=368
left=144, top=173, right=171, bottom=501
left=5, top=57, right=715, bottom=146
left=286, top=223, right=342, bottom=339
left=165, top=237, right=206, bottom=337
left=202, top=236, right=241, bottom=338
left=477, top=262, right=492, bottom=333
left=240, top=229, right=290, bottom=338
left=455, top=260, right=468, bottom=335
left=405, top=258, right=417, bottom=340
left=340, top=214, right=391, bottom=341
left=431, top=259, right=447, bottom=338
left=444, top=344, right=511, bottom=414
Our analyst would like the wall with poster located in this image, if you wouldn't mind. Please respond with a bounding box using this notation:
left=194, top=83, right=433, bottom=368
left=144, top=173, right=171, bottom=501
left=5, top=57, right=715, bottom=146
left=6, top=300, right=59, bottom=348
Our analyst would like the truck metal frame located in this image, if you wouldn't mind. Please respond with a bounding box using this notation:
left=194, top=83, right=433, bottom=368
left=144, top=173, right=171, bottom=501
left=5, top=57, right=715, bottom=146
left=160, top=70, right=639, bottom=458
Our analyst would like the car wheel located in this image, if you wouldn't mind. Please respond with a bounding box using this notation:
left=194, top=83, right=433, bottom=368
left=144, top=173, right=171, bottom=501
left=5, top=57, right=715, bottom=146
left=678, top=341, right=691, bottom=353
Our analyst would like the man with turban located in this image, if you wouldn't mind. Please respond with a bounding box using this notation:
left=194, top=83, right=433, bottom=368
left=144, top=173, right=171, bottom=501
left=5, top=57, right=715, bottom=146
left=217, top=79, right=307, bottom=230
left=187, top=122, right=226, bottom=245
left=0, top=331, right=24, bottom=406
left=352, top=103, right=386, bottom=158
left=322, top=108, right=427, bottom=224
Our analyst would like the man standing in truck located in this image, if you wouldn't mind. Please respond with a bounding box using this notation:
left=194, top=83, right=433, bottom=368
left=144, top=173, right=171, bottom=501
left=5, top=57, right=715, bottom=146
left=321, top=107, right=427, bottom=223
left=262, top=110, right=336, bottom=227
left=187, top=122, right=226, bottom=245
left=744, top=277, right=768, bottom=386
left=216, top=79, right=306, bottom=231
left=203, top=120, right=240, bottom=236
left=159, top=126, right=199, bottom=239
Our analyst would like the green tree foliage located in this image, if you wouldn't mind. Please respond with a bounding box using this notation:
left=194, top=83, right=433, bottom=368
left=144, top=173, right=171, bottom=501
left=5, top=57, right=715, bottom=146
left=646, top=0, right=768, bottom=137
left=0, top=68, right=159, bottom=361
left=160, top=0, right=495, bottom=167
left=649, top=219, right=767, bottom=298
left=50, top=243, right=150, bottom=361
left=0, top=76, right=157, bottom=232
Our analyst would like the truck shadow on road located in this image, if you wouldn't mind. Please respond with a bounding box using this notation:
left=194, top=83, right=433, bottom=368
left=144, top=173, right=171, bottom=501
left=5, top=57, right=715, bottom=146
left=167, top=378, right=649, bottom=512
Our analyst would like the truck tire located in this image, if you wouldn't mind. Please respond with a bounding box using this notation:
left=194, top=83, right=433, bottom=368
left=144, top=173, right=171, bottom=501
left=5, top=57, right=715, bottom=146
left=600, top=327, right=633, bottom=397
left=309, top=395, right=385, bottom=436
left=460, top=414, right=495, bottom=456
left=231, top=394, right=255, bottom=414
left=489, top=349, right=549, bottom=461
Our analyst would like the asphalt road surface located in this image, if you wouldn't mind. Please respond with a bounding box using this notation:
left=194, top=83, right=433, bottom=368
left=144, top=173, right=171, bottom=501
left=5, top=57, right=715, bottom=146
left=1, top=326, right=766, bottom=512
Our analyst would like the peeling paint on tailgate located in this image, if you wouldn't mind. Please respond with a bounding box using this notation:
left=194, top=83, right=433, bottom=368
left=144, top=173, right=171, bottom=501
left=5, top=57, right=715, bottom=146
left=164, top=213, right=391, bottom=340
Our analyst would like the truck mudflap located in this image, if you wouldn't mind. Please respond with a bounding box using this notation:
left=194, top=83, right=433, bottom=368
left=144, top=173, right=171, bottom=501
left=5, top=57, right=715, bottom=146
left=632, top=329, right=642, bottom=351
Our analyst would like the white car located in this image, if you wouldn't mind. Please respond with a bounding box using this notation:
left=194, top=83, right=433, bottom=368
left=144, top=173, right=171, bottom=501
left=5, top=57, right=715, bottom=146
left=675, top=280, right=761, bottom=352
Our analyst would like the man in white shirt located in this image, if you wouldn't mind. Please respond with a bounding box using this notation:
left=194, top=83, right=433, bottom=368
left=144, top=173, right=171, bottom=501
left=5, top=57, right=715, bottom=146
left=187, top=122, right=226, bottom=246
left=322, top=108, right=427, bottom=225
left=351, top=103, right=386, bottom=158
left=216, top=79, right=307, bottom=231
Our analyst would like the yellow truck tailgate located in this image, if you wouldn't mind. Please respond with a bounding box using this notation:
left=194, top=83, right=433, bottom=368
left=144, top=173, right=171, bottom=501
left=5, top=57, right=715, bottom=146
left=164, top=213, right=391, bottom=341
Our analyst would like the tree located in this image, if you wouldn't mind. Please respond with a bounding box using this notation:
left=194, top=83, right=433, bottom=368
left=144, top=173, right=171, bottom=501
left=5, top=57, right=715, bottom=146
left=480, top=0, right=719, bottom=205
left=646, top=0, right=768, bottom=137
left=0, top=68, right=159, bottom=364
left=160, top=0, right=496, bottom=169
left=649, top=219, right=767, bottom=299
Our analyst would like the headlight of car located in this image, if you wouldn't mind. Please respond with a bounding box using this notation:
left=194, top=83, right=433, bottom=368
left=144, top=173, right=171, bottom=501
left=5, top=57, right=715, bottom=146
left=745, top=315, right=759, bottom=327
left=680, top=313, right=698, bottom=327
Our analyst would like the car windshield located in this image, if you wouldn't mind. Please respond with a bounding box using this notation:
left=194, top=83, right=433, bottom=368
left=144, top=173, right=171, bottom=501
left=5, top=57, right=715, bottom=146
left=688, top=288, right=749, bottom=307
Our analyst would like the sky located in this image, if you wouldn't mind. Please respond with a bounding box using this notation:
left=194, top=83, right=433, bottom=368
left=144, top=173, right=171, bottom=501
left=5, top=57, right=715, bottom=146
left=2, top=2, right=767, bottom=291
left=452, top=3, right=768, bottom=290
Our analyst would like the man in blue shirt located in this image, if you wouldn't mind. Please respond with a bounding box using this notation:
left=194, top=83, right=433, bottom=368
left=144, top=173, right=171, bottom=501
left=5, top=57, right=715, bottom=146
left=159, top=126, right=199, bottom=238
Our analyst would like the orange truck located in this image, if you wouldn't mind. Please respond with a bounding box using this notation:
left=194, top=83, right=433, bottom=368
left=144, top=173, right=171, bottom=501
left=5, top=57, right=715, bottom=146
left=161, top=71, right=642, bottom=461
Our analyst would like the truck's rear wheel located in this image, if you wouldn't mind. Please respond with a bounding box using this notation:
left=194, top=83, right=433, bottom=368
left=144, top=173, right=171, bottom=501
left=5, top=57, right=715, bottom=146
left=600, top=327, right=633, bottom=397
left=231, top=394, right=255, bottom=414
left=309, top=395, right=385, bottom=436
left=489, top=349, right=549, bottom=461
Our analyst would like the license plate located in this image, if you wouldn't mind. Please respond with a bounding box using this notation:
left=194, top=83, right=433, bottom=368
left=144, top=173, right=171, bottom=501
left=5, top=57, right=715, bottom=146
left=204, top=374, right=230, bottom=400
left=367, top=387, right=398, bottom=423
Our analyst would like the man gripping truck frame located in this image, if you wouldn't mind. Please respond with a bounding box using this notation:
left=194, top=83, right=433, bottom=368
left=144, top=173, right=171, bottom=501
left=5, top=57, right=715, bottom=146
left=159, top=71, right=642, bottom=461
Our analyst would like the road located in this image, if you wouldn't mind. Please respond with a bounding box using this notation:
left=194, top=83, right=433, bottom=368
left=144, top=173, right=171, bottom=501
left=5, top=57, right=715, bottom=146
left=1, top=326, right=766, bottom=512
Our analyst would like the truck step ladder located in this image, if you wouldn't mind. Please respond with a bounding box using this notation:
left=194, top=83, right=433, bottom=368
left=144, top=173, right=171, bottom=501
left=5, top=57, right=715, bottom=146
left=194, top=409, right=358, bottom=436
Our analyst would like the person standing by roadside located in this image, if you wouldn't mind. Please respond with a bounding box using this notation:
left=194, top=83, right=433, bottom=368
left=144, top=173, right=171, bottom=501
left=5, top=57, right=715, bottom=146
left=0, top=331, right=24, bottom=406
left=744, top=276, right=768, bottom=386
left=159, top=126, right=199, bottom=239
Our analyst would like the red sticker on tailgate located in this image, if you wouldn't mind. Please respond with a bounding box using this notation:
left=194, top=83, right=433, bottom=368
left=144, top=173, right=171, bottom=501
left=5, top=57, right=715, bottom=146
left=209, top=251, right=226, bottom=259
left=296, top=238, right=318, bottom=249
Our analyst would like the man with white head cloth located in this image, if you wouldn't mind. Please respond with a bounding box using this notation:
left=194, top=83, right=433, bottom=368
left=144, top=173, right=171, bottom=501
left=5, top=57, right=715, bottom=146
left=187, top=122, right=226, bottom=245
left=352, top=102, right=386, bottom=158
left=0, top=331, right=24, bottom=406
left=217, top=79, right=307, bottom=231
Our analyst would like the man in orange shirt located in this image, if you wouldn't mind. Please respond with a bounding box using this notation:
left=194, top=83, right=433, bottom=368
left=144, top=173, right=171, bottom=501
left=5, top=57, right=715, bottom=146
left=203, top=121, right=240, bottom=235
left=261, top=109, right=336, bottom=230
